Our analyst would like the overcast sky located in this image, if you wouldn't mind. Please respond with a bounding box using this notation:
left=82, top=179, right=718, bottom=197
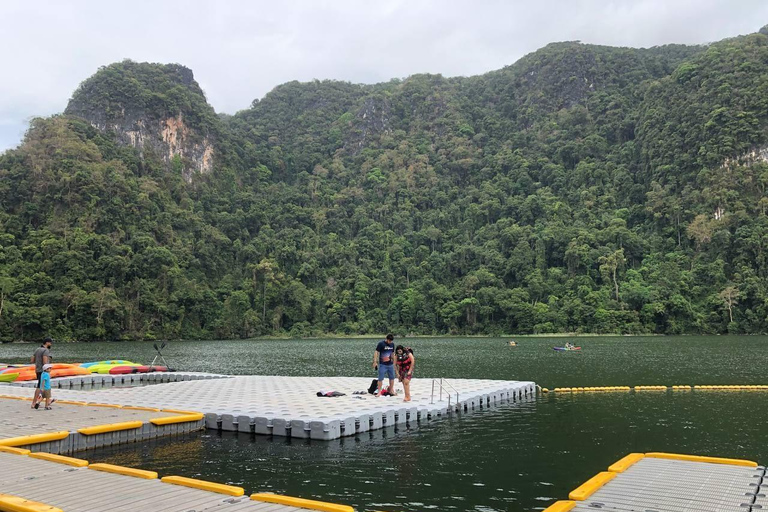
left=1, top=0, right=766, bottom=152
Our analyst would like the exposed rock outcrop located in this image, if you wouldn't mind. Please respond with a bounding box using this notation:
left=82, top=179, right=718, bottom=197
left=65, top=61, right=217, bottom=181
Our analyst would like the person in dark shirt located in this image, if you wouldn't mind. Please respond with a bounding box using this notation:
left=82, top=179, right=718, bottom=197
left=372, top=334, right=396, bottom=396
left=30, top=337, right=52, bottom=409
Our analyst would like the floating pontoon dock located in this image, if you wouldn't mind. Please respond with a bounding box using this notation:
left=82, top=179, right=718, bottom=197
left=0, top=450, right=354, bottom=512
left=0, top=397, right=204, bottom=454
left=2, top=375, right=536, bottom=440
left=544, top=452, right=767, bottom=512
left=10, top=371, right=228, bottom=389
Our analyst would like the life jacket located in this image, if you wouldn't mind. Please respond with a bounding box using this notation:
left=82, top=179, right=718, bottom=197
left=397, top=350, right=413, bottom=368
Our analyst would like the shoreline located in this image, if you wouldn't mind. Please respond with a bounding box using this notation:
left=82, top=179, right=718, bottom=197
left=2, top=333, right=685, bottom=344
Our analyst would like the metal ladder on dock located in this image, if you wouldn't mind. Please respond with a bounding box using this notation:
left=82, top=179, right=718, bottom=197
left=431, top=377, right=460, bottom=406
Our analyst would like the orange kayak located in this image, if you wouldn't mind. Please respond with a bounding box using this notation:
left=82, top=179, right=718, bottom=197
left=9, top=365, right=92, bottom=381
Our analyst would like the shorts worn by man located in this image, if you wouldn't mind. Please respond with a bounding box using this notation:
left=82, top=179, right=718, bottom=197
left=31, top=337, right=52, bottom=409
left=373, top=334, right=396, bottom=395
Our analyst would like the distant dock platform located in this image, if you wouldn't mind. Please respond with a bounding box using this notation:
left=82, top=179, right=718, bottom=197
left=2, top=374, right=535, bottom=440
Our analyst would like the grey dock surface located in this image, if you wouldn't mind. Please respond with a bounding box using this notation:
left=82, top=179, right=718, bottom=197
left=10, top=371, right=228, bottom=389
left=545, top=453, right=766, bottom=512
left=0, top=397, right=204, bottom=454
left=4, top=375, right=535, bottom=440
left=0, top=451, right=334, bottom=512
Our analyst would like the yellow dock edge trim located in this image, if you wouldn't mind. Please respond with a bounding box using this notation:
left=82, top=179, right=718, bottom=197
left=542, top=501, right=576, bottom=512
left=0, top=446, right=31, bottom=455
left=55, top=400, right=88, bottom=406
left=568, top=471, right=616, bottom=500
left=29, top=452, right=89, bottom=467
left=150, top=413, right=205, bottom=426
left=0, top=493, right=63, bottom=512
left=161, top=476, right=244, bottom=496
left=0, top=395, right=30, bottom=401
left=160, top=408, right=201, bottom=415
left=608, top=453, right=645, bottom=473
left=645, top=452, right=757, bottom=467
left=0, top=431, right=69, bottom=447
left=89, top=463, right=158, bottom=479
left=122, top=405, right=160, bottom=412
left=85, top=403, right=123, bottom=409
left=251, top=493, right=354, bottom=512
left=77, top=421, right=143, bottom=436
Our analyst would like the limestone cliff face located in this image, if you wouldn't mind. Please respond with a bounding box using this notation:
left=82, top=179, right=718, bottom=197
left=344, top=95, right=392, bottom=155
left=64, top=61, right=217, bottom=181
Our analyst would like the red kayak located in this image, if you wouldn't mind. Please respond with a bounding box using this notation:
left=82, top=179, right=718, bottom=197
left=109, top=366, right=137, bottom=375
left=109, top=365, right=169, bottom=374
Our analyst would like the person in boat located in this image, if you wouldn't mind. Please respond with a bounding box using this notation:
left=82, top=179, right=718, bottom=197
left=565, top=342, right=574, bottom=349
left=508, top=341, right=517, bottom=346
left=395, top=345, right=415, bottom=402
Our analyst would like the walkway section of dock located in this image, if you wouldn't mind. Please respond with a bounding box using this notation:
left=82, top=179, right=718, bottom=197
left=10, top=371, right=228, bottom=389
left=0, top=450, right=355, bottom=512
left=0, top=395, right=204, bottom=454
left=2, top=375, right=536, bottom=440
left=544, top=452, right=766, bottom=512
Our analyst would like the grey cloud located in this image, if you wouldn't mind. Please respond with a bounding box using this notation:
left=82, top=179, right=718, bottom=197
left=1, top=0, right=767, bottom=151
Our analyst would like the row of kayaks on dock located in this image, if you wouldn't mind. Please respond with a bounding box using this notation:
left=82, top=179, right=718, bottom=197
left=0, top=360, right=170, bottom=382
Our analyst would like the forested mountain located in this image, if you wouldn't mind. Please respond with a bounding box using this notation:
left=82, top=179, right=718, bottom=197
left=2, top=27, right=768, bottom=341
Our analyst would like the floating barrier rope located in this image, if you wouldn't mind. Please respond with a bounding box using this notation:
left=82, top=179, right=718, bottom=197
left=541, top=384, right=768, bottom=393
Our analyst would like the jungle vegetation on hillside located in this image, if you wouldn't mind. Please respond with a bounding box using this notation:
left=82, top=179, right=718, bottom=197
left=1, top=29, right=768, bottom=340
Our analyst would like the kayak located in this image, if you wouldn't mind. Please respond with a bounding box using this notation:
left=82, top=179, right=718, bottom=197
left=109, top=365, right=169, bottom=374
left=49, top=366, right=92, bottom=379
left=81, top=360, right=131, bottom=368
left=87, top=362, right=140, bottom=374
left=553, top=346, right=581, bottom=351
left=1, top=363, right=84, bottom=373
left=1, top=365, right=33, bottom=374
left=6, top=365, right=92, bottom=381
left=0, top=373, right=19, bottom=383
left=109, top=366, right=138, bottom=375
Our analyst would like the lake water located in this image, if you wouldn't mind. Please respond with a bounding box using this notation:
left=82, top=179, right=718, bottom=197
left=2, top=336, right=767, bottom=511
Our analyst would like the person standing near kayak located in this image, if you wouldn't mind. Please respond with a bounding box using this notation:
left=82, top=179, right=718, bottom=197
left=373, top=334, right=396, bottom=396
left=30, top=337, right=52, bottom=409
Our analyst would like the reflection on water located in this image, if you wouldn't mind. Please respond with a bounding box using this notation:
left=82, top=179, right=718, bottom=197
left=4, top=336, right=768, bottom=511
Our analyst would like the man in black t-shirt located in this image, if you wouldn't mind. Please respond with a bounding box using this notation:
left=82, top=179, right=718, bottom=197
left=372, top=334, right=395, bottom=396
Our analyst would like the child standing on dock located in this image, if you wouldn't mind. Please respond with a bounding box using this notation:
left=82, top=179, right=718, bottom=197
left=30, top=337, right=52, bottom=409
left=35, top=364, right=55, bottom=410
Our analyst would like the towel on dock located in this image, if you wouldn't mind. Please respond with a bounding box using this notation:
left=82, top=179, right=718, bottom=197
left=316, top=390, right=346, bottom=397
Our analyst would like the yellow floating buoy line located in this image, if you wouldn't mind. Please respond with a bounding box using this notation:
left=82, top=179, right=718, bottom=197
left=542, top=384, right=768, bottom=393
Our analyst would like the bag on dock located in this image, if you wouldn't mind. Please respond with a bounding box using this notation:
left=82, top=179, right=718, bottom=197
left=367, top=379, right=378, bottom=394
